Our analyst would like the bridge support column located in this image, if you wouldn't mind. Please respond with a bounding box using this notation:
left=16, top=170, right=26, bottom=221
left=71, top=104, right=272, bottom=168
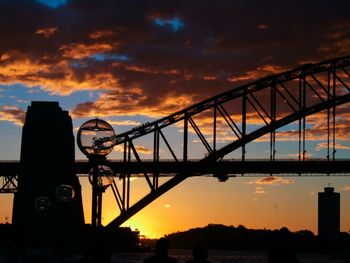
left=12, top=101, right=85, bottom=248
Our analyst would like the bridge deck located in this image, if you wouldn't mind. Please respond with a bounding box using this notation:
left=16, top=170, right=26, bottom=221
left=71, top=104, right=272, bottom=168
left=1, top=159, right=350, bottom=176
left=80, top=159, right=350, bottom=175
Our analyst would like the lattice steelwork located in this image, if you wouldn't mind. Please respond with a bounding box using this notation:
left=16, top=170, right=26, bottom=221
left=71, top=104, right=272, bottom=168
left=106, top=55, right=350, bottom=228
left=0, top=161, right=18, bottom=193
left=0, top=174, right=18, bottom=193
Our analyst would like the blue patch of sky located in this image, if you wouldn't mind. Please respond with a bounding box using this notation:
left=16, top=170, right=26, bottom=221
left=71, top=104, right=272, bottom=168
left=0, top=84, right=98, bottom=112
left=70, top=61, right=86, bottom=69
left=109, top=115, right=157, bottom=134
left=0, top=122, right=21, bottom=159
left=154, top=17, right=184, bottom=32
left=90, top=53, right=130, bottom=62
left=70, top=54, right=131, bottom=68
left=36, top=0, right=68, bottom=8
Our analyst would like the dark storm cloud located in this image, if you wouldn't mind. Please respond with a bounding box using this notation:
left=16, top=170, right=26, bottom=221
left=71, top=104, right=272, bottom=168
left=1, top=0, right=350, bottom=118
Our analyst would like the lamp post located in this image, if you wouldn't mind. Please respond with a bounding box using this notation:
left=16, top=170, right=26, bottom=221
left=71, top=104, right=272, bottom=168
left=77, top=118, right=115, bottom=228
left=88, top=164, right=114, bottom=227
left=55, top=184, right=75, bottom=203
left=55, top=184, right=75, bottom=261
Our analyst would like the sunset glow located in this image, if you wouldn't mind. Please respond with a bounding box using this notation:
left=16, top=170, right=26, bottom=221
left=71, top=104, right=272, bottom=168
left=1, top=0, right=350, bottom=239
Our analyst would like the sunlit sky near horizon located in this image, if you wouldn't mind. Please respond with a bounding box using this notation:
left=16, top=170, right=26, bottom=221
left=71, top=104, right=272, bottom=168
left=1, top=0, right=350, bottom=238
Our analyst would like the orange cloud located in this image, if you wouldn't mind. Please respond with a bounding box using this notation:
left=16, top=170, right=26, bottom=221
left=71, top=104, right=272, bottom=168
left=105, top=120, right=141, bottom=126
left=134, top=146, right=152, bottom=154
left=59, top=43, right=115, bottom=59
left=316, top=142, right=350, bottom=151
left=0, top=105, right=26, bottom=126
left=72, top=91, right=195, bottom=119
left=114, top=144, right=151, bottom=155
left=203, top=76, right=217, bottom=81
left=123, top=64, right=180, bottom=76
left=0, top=53, right=11, bottom=61
left=257, top=24, right=268, bottom=30
left=1, top=1, right=350, bottom=141
left=35, top=27, right=58, bottom=38
left=227, top=64, right=288, bottom=83
left=0, top=56, right=51, bottom=77
left=254, top=186, right=266, bottom=194
left=89, top=30, right=117, bottom=39
left=318, top=21, right=350, bottom=55
left=341, top=185, right=350, bottom=191
left=249, top=176, right=294, bottom=185
left=0, top=54, right=119, bottom=95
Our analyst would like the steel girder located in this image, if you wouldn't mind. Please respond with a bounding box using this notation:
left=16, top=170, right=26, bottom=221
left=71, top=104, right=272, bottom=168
left=105, top=55, right=350, bottom=228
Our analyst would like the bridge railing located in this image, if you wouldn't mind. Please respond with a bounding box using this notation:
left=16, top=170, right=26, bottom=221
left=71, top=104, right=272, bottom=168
left=0, top=174, right=18, bottom=193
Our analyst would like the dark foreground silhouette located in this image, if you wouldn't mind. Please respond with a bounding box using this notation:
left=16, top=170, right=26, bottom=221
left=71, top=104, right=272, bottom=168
left=267, top=243, right=298, bottom=263
left=143, top=238, right=177, bottom=263
left=165, top=224, right=350, bottom=252
left=186, top=243, right=211, bottom=263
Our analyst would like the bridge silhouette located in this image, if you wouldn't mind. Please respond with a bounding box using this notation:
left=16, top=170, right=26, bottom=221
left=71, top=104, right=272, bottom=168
left=2, top=55, right=350, bottom=228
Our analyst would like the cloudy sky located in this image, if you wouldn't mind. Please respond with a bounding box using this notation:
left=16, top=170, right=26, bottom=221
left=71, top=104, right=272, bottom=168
left=1, top=0, right=350, bottom=237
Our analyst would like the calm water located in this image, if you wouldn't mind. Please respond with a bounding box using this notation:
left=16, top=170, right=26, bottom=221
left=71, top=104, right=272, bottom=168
left=111, top=249, right=348, bottom=263
left=0, top=248, right=347, bottom=262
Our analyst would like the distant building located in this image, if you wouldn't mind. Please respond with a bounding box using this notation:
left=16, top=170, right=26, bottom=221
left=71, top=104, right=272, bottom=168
left=12, top=101, right=85, bottom=248
left=318, top=186, right=340, bottom=244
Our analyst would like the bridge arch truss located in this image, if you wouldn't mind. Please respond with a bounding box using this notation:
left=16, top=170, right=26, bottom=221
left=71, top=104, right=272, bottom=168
left=105, top=55, right=350, bottom=228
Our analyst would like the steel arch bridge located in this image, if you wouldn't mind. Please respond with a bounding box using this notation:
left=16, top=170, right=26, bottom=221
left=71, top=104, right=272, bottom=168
left=105, top=55, right=350, bottom=228
left=2, top=55, right=350, bottom=228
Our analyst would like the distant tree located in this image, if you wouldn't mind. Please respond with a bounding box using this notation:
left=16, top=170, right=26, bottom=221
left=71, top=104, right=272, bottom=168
left=279, top=227, right=290, bottom=233
left=166, top=224, right=326, bottom=252
left=237, top=225, right=246, bottom=230
left=296, top=230, right=314, bottom=238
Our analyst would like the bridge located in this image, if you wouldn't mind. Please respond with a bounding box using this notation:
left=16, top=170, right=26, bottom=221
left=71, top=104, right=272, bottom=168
left=2, top=55, right=350, bottom=228
left=2, top=159, right=350, bottom=192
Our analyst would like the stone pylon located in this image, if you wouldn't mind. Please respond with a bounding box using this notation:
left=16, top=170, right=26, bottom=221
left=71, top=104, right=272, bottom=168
left=12, top=101, right=85, bottom=248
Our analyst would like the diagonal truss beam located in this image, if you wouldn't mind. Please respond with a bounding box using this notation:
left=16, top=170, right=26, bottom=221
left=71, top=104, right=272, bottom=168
left=206, top=93, right=350, bottom=161
left=104, top=55, right=350, bottom=228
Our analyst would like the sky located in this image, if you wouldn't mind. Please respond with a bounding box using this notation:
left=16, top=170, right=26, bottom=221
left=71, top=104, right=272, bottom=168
left=1, top=0, right=350, bottom=238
